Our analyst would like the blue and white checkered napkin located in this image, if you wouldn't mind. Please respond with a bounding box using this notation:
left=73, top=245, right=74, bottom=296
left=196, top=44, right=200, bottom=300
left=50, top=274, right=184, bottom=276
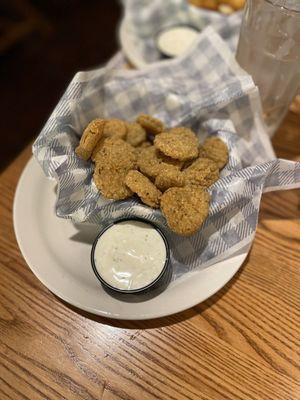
left=33, top=26, right=300, bottom=280
left=122, top=0, right=242, bottom=65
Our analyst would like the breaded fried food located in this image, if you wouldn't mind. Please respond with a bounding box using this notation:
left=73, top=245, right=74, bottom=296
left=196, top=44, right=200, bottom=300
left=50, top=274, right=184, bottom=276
left=126, top=122, right=147, bottom=147
left=136, top=114, right=164, bottom=135
left=202, top=137, right=228, bottom=169
left=93, top=169, right=133, bottom=200
left=154, top=127, right=199, bottom=161
left=95, top=137, right=137, bottom=172
left=125, top=170, right=162, bottom=208
left=197, top=145, right=207, bottom=159
left=183, top=158, right=219, bottom=187
left=103, top=119, right=127, bottom=139
left=139, top=141, right=152, bottom=148
left=161, top=187, right=210, bottom=236
left=221, top=0, right=245, bottom=10
left=167, top=127, right=194, bottom=136
left=189, top=0, right=218, bottom=10
left=132, top=140, right=152, bottom=159
left=138, top=146, right=183, bottom=179
left=91, top=137, right=106, bottom=162
left=93, top=138, right=137, bottom=200
left=91, top=119, right=129, bottom=161
left=155, top=169, right=184, bottom=192
left=158, top=151, right=185, bottom=168
left=75, top=118, right=105, bottom=160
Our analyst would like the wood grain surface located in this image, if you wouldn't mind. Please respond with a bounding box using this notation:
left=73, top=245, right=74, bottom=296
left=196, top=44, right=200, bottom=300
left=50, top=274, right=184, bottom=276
left=0, top=112, right=300, bottom=400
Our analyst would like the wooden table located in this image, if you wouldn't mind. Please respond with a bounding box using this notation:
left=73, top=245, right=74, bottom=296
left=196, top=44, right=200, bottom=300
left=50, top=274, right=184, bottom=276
left=0, top=112, right=300, bottom=400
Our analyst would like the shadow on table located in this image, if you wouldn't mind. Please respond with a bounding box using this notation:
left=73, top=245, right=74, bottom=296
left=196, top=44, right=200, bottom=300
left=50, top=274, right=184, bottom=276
left=56, top=253, right=249, bottom=329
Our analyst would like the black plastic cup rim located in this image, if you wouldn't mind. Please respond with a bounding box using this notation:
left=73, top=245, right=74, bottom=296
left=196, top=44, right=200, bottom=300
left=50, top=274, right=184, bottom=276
left=91, top=217, right=170, bottom=295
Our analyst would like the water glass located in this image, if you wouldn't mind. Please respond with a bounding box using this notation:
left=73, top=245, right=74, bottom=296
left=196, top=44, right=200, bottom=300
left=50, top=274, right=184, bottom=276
left=236, top=0, right=300, bottom=133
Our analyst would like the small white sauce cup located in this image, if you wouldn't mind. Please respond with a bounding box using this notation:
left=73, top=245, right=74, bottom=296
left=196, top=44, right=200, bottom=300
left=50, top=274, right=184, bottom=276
left=91, top=218, right=170, bottom=294
left=155, top=24, right=200, bottom=58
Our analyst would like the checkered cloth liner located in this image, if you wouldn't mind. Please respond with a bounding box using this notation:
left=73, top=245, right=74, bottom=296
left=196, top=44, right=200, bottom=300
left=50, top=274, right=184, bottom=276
left=122, top=0, right=242, bottom=64
left=33, top=26, right=300, bottom=280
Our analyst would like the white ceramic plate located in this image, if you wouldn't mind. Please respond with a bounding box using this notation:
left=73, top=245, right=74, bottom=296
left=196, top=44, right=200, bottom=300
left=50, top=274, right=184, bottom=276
left=119, top=7, right=224, bottom=69
left=13, top=157, right=249, bottom=320
left=119, top=20, right=150, bottom=69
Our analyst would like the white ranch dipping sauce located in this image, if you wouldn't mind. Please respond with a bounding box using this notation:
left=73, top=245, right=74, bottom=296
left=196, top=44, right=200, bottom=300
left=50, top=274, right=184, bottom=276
left=93, top=221, right=167, bottom=291
left=157, top=26, right=199, bottom=57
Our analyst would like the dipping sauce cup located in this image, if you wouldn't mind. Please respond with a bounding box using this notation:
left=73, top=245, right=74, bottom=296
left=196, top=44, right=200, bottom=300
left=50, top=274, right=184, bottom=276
left=91, top=218, right=170, bottom=294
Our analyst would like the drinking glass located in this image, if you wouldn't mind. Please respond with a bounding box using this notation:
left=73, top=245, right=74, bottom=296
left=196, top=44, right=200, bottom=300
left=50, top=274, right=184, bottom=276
left=236, top=0, right=300, bottom=133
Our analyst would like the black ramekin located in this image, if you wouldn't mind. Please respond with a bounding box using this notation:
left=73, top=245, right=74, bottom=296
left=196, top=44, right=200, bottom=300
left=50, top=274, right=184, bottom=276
left=91, top=217, right=170, bottom=294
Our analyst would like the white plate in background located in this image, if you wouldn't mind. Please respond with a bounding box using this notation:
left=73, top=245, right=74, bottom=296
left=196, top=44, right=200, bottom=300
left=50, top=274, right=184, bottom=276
left=119, top=5, right=225, bottom=69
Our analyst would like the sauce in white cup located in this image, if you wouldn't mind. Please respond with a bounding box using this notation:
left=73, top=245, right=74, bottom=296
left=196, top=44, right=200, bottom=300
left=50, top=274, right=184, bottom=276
left=156, top=25, right=199, bottom=58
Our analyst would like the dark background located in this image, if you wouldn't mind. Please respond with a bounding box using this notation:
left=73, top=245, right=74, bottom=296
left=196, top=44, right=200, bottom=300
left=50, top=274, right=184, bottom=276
left=0, top=0, right=122, bottom=171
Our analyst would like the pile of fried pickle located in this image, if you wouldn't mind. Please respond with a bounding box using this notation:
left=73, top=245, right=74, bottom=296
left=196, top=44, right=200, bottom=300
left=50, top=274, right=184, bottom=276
left=189, top=0, right=245, bottom=14
left=75, top=114, right=228, bottom=236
